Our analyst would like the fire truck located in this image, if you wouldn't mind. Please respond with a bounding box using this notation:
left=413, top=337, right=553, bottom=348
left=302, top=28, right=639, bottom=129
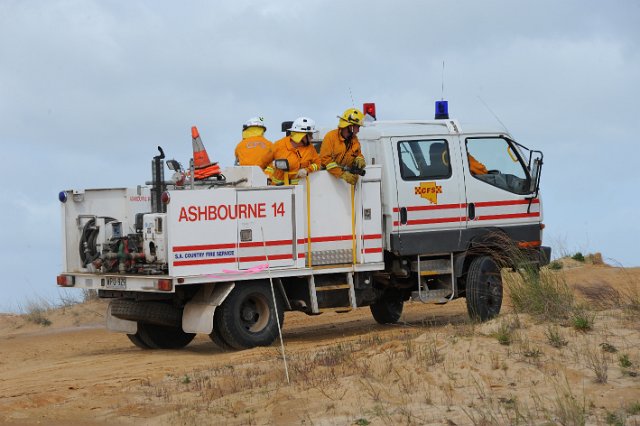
left=56, top=101, right=550, bottom=350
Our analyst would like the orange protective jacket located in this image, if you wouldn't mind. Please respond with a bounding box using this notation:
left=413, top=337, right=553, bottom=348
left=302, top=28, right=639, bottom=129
left=234, top=135, right=273, bottom=170
left=319, top=128, right=364, bottom=178
left=468, top=154, right=488, bottom=175
left=265, top=136, right=320, bottom=185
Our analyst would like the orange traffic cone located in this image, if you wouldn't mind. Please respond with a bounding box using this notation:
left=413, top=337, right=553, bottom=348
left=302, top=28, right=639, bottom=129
left=191, top=126, right=221, bottom=180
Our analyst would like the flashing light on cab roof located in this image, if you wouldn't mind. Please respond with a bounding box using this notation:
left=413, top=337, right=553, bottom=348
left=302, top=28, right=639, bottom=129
left=363, top=103, right=376, bottom=120
left=435, top=100, right=449, bottom=120
left=58, top=191, right=67, bottom=203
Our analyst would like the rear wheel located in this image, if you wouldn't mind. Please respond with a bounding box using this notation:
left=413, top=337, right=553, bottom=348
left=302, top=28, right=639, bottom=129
left=465, top=256, right=503, bottom=321
left=215, top=282, right=284, bottom=350
left=209, top=310, right=234, bottom=351
left=127, top=332, right=153, bottom=349
left=370, top=289, right=404, bottom=324
left=135, top=323, right=196, bottom=349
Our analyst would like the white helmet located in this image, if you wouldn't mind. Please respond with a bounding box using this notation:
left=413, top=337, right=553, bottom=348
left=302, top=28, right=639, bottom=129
left=243, top=116, right=266, bottom=130
left=288, top=117, right=316, bottom=133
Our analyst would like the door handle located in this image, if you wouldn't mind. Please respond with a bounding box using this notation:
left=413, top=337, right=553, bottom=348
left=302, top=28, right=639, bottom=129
left=468, top=203, right=476, bottom=220
left=400, top=207, right=408, bottom=225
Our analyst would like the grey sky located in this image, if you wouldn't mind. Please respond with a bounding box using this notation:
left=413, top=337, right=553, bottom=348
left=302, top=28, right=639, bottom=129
left=1, top=0, right=638, bottom=311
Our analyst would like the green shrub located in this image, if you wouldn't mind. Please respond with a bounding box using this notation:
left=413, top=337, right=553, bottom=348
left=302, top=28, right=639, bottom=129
left=571, top=252, right=585, bottom=262
left=545, top=325, right=568, bottom=348
left=548, top=260, right=564, bottom=270
left=23, top=298, right=53, bottom=327
left=571, top=309, right=594, bottom=332
left=494, top=321, right=514, bottom=346
left=628, top=401, right=640, bottom=415
left=619, top=354, right=632, bottom=368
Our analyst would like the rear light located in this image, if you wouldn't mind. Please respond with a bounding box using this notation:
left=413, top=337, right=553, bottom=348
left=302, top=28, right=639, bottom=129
left=363, top=102, right=376, bottom=120
left=56, top=275, right=75, bottom=287
left=518, top=240, right=541, bottom=248
left=161, top=191, right=170, bottom=204
left=540, top=223, right=545, bottom=230
left=156, top=279, right=172, bottom=291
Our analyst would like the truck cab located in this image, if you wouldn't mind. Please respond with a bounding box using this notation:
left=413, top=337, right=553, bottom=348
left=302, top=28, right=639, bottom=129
left=357, top=118, right=546, bottom=259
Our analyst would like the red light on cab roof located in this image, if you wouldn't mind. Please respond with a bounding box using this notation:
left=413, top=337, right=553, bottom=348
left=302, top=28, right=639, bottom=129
left=363, top=103, right=376, bottom=120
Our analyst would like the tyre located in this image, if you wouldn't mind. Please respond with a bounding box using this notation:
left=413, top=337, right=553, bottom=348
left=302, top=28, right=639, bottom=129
left=370, top=289, right=404, bottom=324
left=209, top=310, right=234, bottom=351
left=110, top=299, right=181, bottom=327
left=135, top=322, right=196, bottom=349
left=465, top=256, right=503, bottom=321
left=215, top=281, right=284, bottom=350
left=127, top=332, right=153, bottom=349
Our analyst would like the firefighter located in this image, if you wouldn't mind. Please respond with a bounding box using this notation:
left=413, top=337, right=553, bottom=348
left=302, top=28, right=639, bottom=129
left=320, top=108, right=366, bottom=185
left=234, top=117, right=273, bottom=171
left=468, top=154, right=488, bottom=175
left=265, top=117, right=320, bottom=185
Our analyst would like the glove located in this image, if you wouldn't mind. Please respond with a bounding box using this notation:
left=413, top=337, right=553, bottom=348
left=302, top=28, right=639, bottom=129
left=297, top=168, right=308, bottom=178
left=353, top=156, right=366, bottom=169
left=341, top=171, right=358, bottom=185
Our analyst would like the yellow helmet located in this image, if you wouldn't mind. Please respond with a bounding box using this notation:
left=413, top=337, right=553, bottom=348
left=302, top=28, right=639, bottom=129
left=337, top=108, right=364, bottom=128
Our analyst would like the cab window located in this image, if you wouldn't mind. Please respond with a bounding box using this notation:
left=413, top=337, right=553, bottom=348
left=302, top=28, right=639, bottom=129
left=466, top=137, right=530, bottom=194
left=397, top=139, right=451, bottom=180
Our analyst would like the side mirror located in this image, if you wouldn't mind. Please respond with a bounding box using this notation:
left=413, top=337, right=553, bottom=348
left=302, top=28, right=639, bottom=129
left=529, top=156, right=542, bottom=194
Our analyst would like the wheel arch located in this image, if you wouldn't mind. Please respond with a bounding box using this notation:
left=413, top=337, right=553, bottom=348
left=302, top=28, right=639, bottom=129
left=182, top=282, right=236, bottom=334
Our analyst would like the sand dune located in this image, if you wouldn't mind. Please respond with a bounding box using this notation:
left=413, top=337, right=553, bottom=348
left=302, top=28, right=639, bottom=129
left=1, top=263, right=639, bottom=425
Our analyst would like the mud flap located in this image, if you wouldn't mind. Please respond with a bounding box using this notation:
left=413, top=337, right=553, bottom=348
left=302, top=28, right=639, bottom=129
left=182, top=282, right=235, bottom=334
left=106, top=301, right=137, bottom=334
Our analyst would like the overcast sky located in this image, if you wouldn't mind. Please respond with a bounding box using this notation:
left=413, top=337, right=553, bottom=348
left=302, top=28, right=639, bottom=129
left=1, top=0, right=638, bottom=312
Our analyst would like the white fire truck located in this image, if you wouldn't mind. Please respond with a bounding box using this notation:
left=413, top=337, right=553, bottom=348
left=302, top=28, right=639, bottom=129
left=57, top=101, right=549, bottom=350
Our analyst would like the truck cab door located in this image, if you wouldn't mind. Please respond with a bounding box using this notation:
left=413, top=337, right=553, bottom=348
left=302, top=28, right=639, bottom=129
left=463, top=136, right=541, bottom=238
left=390, top=136, right=466, bottom=255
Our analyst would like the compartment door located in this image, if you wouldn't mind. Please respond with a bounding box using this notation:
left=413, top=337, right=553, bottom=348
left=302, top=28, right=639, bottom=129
left=237, top=188, right=297, bottom=270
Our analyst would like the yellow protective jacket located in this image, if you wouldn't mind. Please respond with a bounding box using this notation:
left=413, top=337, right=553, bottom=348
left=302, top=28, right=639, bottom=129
left=234, top=135, right=273, bottom=170
left=265, top=136, right=320, bottom=185
left=319, top=128, right=364, bottom=178
left=468, top=154, right=488, bottom=175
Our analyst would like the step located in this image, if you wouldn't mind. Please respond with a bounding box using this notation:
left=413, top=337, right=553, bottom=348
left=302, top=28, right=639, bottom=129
left=317, top=307, right=354, bottom=313
left=411, top=288, right=452, bottom=303
left=315, top=284, right=351, bottom=291
left=419, top=269, right=452, bottom=276
left=411, top=258, right=451, bottom=275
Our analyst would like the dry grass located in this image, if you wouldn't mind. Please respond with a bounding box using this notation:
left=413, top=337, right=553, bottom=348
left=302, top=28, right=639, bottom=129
left=506, top=267, right=576, bottom=321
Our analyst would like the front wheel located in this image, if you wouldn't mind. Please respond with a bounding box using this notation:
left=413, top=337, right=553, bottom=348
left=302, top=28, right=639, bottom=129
left=465, top=256, right=503, bottom=321
left=215, top=282, right=284, bottom=350
left=370, top=289, right=404, bottom=324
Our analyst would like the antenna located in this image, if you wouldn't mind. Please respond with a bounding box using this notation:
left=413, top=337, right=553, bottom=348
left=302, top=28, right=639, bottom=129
left=441, top=61, right=445, bottom=101
left=348, top=87, right=355, bottom=108
left=477, top=95, right=510, bottom=134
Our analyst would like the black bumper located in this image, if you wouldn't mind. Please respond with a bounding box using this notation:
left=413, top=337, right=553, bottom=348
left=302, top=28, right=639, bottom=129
left=538, top=246, right=552, bottom=266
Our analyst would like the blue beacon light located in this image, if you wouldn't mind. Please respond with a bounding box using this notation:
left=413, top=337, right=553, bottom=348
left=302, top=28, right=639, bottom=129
left=435, top=100, right=449, bottom=119
left=58, top=191, right=68, bottom=203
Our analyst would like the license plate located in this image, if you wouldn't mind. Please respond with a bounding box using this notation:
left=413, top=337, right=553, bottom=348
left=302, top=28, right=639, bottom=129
left=105, top=276, right=127, bottom=289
